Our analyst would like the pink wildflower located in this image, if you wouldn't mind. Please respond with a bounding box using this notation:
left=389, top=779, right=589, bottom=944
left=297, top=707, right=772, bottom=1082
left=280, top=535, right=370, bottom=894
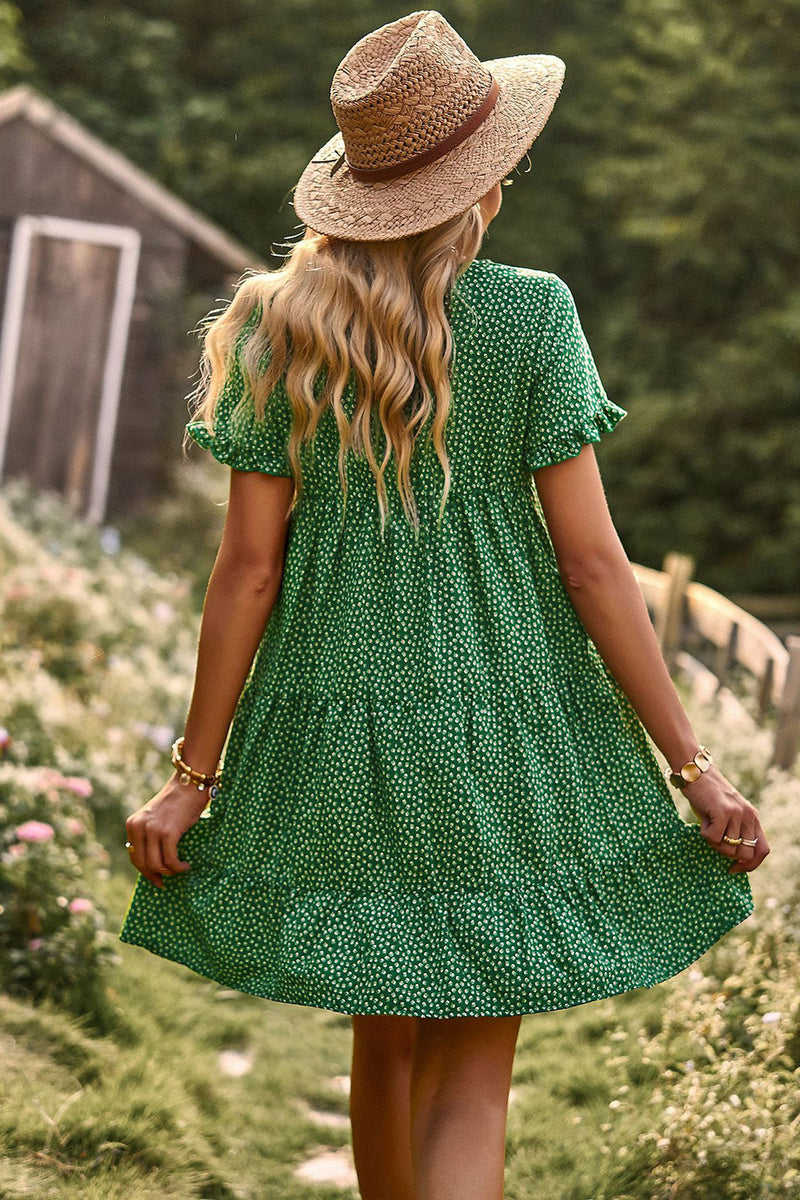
left=0, top=727, right=11, bottom=752
left=28, top=938, right=44, bottom=951
left=61, top=776, right=93, bottom=799
left=34, top=769, right=93, bottom=798
left=7, top=842, right=27, bottom=858
left=14, top=820, right=55, bottom=843
left=68, top=897, right=93, bottom=915
left=66, top=818, right=86, bottom=837
left=34, top=767, right=63, bottom=790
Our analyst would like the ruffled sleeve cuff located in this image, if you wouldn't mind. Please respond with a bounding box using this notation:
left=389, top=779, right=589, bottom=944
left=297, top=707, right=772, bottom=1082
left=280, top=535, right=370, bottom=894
left=526, top=396, right=628, bottom=473
left=185, top=416, right=293, bottom=477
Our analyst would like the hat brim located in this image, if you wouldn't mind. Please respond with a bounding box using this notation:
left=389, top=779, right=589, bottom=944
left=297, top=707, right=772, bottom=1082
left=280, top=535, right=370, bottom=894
left=291, top=54, right=566, bottom=242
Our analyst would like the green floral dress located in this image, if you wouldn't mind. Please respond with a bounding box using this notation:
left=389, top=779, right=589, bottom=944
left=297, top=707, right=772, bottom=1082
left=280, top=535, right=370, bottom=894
left=118, top=256, right=754, bottom=1017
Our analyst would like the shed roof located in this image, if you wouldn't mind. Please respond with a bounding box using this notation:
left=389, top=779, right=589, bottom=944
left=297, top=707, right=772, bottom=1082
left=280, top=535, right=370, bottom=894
left=0, top=84, right=265, bottom=273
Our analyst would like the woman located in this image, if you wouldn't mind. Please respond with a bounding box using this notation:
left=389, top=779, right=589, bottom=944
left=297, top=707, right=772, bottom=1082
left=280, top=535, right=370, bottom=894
left=120, top=11, right=769, bottom=1199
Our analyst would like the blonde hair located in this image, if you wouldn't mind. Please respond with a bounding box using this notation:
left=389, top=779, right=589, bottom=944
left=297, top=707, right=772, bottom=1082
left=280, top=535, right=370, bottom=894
left=188, top=204, right=486, bottom=535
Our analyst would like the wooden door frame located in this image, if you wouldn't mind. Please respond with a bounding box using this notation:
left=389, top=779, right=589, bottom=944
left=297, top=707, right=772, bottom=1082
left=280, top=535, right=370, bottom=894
left=0, top=214, right=141, bottom=522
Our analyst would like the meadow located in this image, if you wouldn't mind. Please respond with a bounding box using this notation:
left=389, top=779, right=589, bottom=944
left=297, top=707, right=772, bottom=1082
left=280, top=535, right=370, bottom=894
left=1, top=477, right=798, bottom=1199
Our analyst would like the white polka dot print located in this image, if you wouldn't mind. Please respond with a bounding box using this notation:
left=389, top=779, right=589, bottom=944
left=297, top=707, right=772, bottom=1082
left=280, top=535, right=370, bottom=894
left=118, top=257, right=754, bottom=1017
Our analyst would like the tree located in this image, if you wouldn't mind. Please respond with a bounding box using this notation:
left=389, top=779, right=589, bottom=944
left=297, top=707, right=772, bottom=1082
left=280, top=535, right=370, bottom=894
left=8, top=0, right=800, bottom=592
left=584, top=0, right=800, bottom=591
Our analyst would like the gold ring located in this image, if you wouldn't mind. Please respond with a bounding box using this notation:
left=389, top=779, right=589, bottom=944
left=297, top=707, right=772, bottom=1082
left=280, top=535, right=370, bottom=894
left=722, top=835, right=744, bottom=845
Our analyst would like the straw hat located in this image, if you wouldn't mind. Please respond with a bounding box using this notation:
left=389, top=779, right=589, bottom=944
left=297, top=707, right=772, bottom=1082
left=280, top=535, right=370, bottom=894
left=292, top=10, right=566, bottom=242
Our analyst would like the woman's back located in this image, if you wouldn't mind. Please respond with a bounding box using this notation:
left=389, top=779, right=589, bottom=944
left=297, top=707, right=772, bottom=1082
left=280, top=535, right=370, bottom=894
left=122, top=252, right=753, bottom=1016
left=190, top=258, right=624, bottom=698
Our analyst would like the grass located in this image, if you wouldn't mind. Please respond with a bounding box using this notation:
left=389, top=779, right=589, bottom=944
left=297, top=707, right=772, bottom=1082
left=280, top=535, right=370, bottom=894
left=505, top=985, right=689, bottom=1200
left=2, top=478, right=793, bottom=1198
left=1, top=851, right=724, bottom=1199
left=4, top=722, right=786, bottom=1199
left=1, top=864, right=357, bottom=1199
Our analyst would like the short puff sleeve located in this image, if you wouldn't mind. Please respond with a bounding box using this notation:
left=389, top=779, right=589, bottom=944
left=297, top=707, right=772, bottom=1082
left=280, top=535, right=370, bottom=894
left=523, top=274, right=627, bottom=473
left=186, top=306, right=293, bottom=477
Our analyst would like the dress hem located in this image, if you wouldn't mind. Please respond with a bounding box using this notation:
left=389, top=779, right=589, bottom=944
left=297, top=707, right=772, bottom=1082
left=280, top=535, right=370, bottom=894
left=118, top=816, right=755, bottom=1020
left=117, top=894, right=754, bottom=1019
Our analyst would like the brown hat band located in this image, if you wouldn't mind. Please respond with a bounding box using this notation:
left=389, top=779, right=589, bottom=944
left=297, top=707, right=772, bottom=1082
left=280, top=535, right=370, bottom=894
left=332, top=75, right=501, bottom=183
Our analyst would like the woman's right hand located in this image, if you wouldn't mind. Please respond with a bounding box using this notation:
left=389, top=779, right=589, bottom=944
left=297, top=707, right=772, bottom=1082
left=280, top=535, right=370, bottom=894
left=680, top=765, right=771, bottom=873
left=125, top=774, right=211, bottom=889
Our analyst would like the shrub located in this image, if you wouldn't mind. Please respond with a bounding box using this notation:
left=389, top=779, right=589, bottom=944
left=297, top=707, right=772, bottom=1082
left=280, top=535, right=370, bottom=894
left=596, top=908, right=800, bottom=1199
left=591, top=683, right=800, bottom=1200
left=0, top=481, right=205, bottom=1029
left=0, top=762, right=120, bottom=1031
left=0, top=484, right=200, bottom=834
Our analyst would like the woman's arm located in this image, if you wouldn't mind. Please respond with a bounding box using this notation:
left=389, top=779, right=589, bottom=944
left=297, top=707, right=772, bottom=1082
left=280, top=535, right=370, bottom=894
left=180, top=470, right=295, bottom=773
left=534, top=446, right=697, bottom=768
left=533, top=445, right=769, bottom=874
left=125, top=469, right=295, bottom=886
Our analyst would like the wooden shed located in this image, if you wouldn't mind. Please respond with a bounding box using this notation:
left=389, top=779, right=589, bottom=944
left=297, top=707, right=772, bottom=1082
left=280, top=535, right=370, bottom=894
left=0, top=84, right=265, bottom=521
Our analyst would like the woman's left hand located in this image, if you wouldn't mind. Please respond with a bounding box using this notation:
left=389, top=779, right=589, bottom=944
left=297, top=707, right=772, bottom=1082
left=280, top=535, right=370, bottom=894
left=125, top=775, right=210, bottom=888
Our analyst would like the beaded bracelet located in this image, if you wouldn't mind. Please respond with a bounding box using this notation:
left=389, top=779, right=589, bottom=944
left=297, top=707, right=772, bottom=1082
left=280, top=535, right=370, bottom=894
left=664, top=745, right=713, bottom=789
left=171, top=736, right=221, bottom=793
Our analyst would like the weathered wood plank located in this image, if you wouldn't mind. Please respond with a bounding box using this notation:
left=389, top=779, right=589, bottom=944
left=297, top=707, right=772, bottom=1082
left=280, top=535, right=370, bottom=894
left=685, top=580, right=789, bottom=702
left=656, top=552, right=694, bottom=674
left=773, top=637, right=800, bottom=771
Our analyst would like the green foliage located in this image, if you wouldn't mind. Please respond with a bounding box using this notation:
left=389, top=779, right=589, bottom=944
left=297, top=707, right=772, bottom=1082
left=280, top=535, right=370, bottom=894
left=594, top=914, right=800, bottom=1199
left=0, top=481, right=200, bottom=825
left=585, top=0, right=800, bottom=593
left=568, top=685, right=800, bottom=1199
left=0, top=761, right=119, bottom=1031
left=0, top=478, right=206, bottom=1028
left=115, top=459, right=228, bottom=611
left=0, top=479, right=209, bottom=1031
left=0, top=2, right=29, bottom=80
left=10, top=0, right=800, bottom=592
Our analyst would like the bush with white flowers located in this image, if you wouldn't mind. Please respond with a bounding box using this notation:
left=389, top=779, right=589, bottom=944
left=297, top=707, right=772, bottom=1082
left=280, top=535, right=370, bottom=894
left=0, top=480, right=200, bottom=829
left=595, top=686, right=800, bottom=1199
left=0, top=479, right=202, bottom=1027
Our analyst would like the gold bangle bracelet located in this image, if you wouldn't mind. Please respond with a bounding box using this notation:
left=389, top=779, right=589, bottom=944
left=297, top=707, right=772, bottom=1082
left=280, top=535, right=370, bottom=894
left=171, top=736, right=221, bottom=792
left=664, top=745, right=713, bottom=789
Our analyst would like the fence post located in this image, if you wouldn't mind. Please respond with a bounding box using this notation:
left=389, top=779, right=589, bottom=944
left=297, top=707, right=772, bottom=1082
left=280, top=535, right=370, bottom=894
left=656, top=552, right=694, bottom=675
left=772, top=635, right=800, bottom=771
left=713, top=621, right=738, bottom=691
left=757, top=657, right=775, bottom=722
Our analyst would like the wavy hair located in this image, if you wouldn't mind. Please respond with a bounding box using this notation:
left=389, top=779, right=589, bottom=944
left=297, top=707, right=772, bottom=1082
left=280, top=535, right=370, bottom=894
left=187, top=203, right=487, bottom=535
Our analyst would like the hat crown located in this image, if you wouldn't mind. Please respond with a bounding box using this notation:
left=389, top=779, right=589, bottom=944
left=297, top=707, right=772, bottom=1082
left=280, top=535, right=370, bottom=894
left=331, top=10, right=495, bottom=173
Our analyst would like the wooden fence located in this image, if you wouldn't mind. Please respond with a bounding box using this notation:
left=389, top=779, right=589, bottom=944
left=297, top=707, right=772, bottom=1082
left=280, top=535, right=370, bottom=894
left=632, top=553, right=800, bottom=772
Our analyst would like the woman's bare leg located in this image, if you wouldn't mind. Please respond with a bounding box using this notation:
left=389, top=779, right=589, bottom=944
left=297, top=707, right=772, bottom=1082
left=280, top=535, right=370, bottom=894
left=350, top=1013, right=417, bottom=1200
left=410, top=1014, right=522, bottom=1200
